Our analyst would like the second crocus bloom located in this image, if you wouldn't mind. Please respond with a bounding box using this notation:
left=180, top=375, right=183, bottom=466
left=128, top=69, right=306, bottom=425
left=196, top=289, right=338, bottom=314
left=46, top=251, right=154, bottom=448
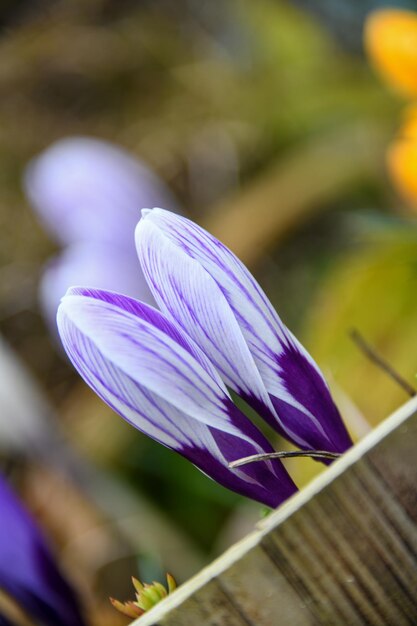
left=136, top=208, right=352, bottom=455
left=58, top=287, right=297, bottom=508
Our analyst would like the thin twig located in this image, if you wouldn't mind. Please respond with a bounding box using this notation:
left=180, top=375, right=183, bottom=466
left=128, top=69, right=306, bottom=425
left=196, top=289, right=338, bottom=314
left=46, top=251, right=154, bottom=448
left=229, top=450, right=341, bottom=468
left=349, top=328, right=416, bottom=398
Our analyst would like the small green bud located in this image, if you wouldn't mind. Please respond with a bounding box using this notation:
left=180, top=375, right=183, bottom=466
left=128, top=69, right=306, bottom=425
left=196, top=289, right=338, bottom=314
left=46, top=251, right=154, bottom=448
left=110, top=573, right=177, bottom=617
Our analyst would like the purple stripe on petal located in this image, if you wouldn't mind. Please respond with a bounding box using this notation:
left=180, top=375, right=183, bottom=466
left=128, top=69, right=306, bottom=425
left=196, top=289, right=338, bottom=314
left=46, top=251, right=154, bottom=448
left=272, top=343, right=352, bottom=453
left=136, top=218, right=278, bottom=423
left=184, top=429, right=296, bottom=509
left=61, top=306, right=223, bottom=453
left=58, top=292, right=297, bottom=507
left=137, top=209, right=352, bottom=456
left=60, top=294, right=238, bottom=434
left=215, top=399, right=297, bottom=506
left=66, top=287, right=223, bottom=381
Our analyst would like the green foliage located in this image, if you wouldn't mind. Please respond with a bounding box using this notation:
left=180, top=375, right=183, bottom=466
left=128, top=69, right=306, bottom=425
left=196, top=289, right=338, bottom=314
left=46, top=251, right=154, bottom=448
left=305, top=224, right=417, bottom=425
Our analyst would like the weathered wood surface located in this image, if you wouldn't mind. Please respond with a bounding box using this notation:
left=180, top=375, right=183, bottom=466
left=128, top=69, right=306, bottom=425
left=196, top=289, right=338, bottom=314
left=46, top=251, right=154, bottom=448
left=133, top=397, right=417, bottom=626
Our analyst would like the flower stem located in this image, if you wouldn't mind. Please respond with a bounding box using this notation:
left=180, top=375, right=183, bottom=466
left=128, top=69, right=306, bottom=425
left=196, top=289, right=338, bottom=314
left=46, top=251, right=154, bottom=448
left=229, top=450, right=341, bottom=468
left=349, top=328, right=416, bottom=398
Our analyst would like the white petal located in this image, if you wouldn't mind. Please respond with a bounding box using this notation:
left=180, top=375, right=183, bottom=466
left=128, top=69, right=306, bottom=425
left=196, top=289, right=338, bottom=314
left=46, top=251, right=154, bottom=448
left=58, top=294, right=242, bottom=438
left=136, top=217, right=277, bottom=417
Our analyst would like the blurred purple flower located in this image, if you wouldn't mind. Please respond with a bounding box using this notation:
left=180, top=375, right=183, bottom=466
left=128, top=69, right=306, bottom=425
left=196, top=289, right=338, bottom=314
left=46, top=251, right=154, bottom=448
left=24, top=137, right=177, bottom=247
left=40, top=241, right=153, bottom=331
left=57, top=287, right=297, bottom=508
left=0, top=474, right=85, bottom=626
left=24, top=137, right=178, bottom=330
left=136, top=208, right=352, bottom=456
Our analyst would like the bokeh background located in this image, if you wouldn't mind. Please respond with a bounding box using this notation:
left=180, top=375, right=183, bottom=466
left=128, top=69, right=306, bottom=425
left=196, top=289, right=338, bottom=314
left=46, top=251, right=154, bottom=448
left=1, top=0, right=417, bottom=624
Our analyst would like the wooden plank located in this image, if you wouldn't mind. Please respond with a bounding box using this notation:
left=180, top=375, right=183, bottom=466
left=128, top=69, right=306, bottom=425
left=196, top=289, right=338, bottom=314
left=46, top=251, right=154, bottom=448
left=133, top=397, right=417, bottom=626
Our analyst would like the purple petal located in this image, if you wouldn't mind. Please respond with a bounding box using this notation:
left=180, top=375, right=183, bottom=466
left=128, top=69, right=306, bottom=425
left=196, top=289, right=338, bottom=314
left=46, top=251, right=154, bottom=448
left=185, top=399, right=297, bottom=508
left=135, top=217, right=278, bottom=424
left=269, top=342, right=352, bottom=453
left=66, top=287, right=224, bottom=381
left=24, top=137, right=177, bottom=247
left=136, top=208, right=352, bottom=454
left=59, top=293, right=236, bottom=435
left=0, top=474, right=85, bottom=626
left=58, top=291, right=297, bottom=506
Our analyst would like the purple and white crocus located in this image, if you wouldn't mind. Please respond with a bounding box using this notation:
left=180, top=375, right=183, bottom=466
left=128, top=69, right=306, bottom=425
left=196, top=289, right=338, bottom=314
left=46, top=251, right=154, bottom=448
left=58, top=287, right=297, bottom=508
left=58, top=208, right=352, bottom=509
left=0, top=474, right=85, bottom=626
left=136, top=209, right=352, bottom=456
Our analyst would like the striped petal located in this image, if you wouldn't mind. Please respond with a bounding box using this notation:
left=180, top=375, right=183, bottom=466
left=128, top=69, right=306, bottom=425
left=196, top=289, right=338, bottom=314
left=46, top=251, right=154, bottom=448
left=136, top=217, right=278, bottom=426
left=58, top=290, right=297, bottom=507
left=136, top=208, right=352, bottom=454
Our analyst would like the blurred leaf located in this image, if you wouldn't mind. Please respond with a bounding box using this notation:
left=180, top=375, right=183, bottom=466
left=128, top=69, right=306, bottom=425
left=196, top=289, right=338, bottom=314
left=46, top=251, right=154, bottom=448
left=304, top=230, right=417, bottom=425
left=204, top=122, right=388, bottom=266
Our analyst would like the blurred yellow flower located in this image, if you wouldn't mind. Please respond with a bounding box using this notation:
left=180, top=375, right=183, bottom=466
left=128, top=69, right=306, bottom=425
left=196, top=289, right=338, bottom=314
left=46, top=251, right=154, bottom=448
left=365, top=9, right=417, bottom=209
left=387, top=105, right=417, bottom=208
left=365, top=9, right=417, bottom=98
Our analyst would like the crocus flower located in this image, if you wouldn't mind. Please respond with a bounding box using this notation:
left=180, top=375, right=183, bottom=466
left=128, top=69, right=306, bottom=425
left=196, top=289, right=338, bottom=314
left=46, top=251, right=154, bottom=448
left=136, top=208, right=352, bottom=455
left=364, top=9, right=417, bottom=99
left=57, top=287, right=297, bottom=508
left=0, top=474, right=85, bottom=626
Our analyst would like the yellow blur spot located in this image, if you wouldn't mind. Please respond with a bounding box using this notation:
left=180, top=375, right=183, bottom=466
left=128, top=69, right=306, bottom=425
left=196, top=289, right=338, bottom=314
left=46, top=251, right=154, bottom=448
left=365, top=9, right=417, bottom=97
left=387, top=105, right=417, bottom=209
left=387, top=139, right=417, bottom=208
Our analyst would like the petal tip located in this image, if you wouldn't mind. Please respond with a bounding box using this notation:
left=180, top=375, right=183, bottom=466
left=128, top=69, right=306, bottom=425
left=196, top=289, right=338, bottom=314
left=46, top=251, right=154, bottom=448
left=140, top=207, right=168, bottom=218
